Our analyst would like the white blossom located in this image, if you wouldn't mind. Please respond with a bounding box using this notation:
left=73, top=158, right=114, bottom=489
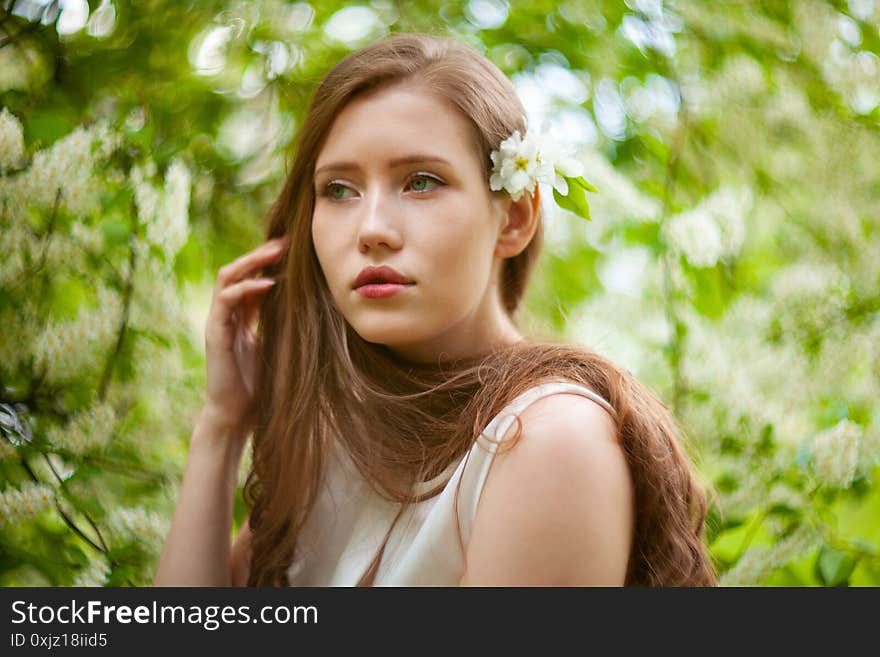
left=131, top=159, right=160, bottom=227
left=680, top=297, right=815, bottom=445
left=0, top=297, right=40, bottom=377
left=719, top=467, right=766, bottom=520
left=109, top=337, right=190, bottom=460
left=0, top=107, right=26, bottom=173
left=710, top=186, right=751, bottom=258
left=489, top=128, right=583, bottom=201
left=766, top=481, right=806, bottom=510
left=665, top=204, right=725, bottom=267
left=128, top=253, right=188, bottom=339
left=580, top=149, right=661, bottom=223
left=0, top=120, right=122, bottom=218
left=859, top=415, right=880, bottom=475
left=663, top=185, right=752, bottom=268
left=720, top=523, right=821, bottom=586
left=156, top=158, right=192, bottom=258
left=0, top=221, right=38, bottom=289
left=531, top=135, right=584, bottom=194
left=567, top=288, right=672, bottom=389
left=31, top=284, right=123, bottom=385
left=0, top=213, right=103, bottom=293
left=717, top=53, right=768, bottom=98
left=45, top=402, right=117, bottom=456
left=811, top=419, right=862, bottom=489
left=72, top=557, right=110, bottom=587
left=106, top=506, right=170, bottom=554
left=770, top=261, right=850, bottom=335
left=813, top=321, right=880, bottom=415
left=134, top=158, right=192, bottom=262
left=43, top=231, right=92, bottom=275
left=69, top=221, right=106, bottom=254
left=489, top=129, right=540, bottom=201
left=86, top=0, right=117, bottom=38
left=0, top=481, right=56, bottom=526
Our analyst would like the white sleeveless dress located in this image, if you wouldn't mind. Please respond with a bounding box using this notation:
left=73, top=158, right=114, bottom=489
left=285, top=380, right=618, bottom=586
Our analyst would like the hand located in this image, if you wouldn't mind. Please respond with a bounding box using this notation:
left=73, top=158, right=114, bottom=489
left=202, top=235, right=289, bottom=436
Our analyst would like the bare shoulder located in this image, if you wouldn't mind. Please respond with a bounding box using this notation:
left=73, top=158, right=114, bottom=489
left=459, top=392, right=634, bottom=586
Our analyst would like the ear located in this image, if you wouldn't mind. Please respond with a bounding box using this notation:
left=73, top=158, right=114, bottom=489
left=493, top=184, right=541, bottom=259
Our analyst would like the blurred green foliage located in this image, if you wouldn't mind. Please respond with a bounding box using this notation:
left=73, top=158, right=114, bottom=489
left=1, top=0, right=878, bottom=586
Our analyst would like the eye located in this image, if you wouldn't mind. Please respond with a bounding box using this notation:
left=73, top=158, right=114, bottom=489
left=406, top=173, right=444, bottom=193
left=323, top=182, right=356, bottom=201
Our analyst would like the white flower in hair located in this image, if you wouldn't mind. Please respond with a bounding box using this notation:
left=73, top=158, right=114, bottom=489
left=488, top=130, right=534, bottom=201
left=489, top=127, right=595, bottom=221
left=533, top=138, right=584, bottom=195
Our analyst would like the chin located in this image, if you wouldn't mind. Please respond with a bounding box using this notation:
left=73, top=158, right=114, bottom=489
left=350, top=320, right=422, bottom=347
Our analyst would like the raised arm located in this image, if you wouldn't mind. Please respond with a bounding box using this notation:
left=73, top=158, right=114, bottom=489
left=153, top=235, right=288, bottom=586
left=153, top=408, right=247, bottom=586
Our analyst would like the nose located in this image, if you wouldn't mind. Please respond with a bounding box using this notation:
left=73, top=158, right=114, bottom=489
left=357, top=187, right=403, bottom=253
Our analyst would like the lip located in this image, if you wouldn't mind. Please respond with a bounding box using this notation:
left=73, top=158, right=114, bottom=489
left=355, top=283, right=414, bottom=298
left=353, top=265, right=415, bottom=289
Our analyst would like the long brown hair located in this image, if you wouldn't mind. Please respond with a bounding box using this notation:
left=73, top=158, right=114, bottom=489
left=245, top=32, right=717, bottom=587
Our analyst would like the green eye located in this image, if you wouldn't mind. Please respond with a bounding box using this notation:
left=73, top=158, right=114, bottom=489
left=322, top=174, right=443, bottom=201
left=326, top=183, right=354, bottom=200
left=408, top=174, right=442, bottom=192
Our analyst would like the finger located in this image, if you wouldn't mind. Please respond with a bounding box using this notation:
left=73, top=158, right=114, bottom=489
left=215, top=238, right=289, bottom=289
left=239, top=289, right=261, bottom=337
left=211, top=278, right=277, bottom=326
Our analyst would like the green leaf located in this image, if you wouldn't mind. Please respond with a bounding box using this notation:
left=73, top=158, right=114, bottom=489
left=173, top=235, right=205, bottom=285
left=755, top=424, right=777, bottom=457
left=67, top=546, right=90, bottom=568
left=815, top=545, right=857, bottom=586
left=683, top=262, right=734, bottom=320
left=553, top=175, right=593, bottom=221
left=714, top=470, right=740, bottom=493
left=851, top=538, right=878, bottom=557
left=100, top=218, right=131, bottom=248
left=765, top=564, right=806, bottom=586
left=719, top=434, right=746, bottom=455
left=766, top=502, right=802, bottom=521
left=23, top=92, right=80, bottom=147
left=527, top=243, right=600, bottom=332
left=571, top=176, right=598, bottom=193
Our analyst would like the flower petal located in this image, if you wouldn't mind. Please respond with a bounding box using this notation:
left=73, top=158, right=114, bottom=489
left=557, top=157, right=583, bottom=178
left=510, top=169, right=532, bottom=193
left=553, top=173, right=568, bottom=195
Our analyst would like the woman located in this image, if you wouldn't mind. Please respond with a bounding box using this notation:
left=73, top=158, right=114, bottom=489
left=154, top=32, right=717, bottom=587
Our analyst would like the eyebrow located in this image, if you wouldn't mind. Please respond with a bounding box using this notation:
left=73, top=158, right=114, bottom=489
left=314, top=154, right=452, bottom=178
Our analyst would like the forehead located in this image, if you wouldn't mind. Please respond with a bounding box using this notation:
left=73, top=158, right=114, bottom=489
left=315, top=85, right=482, bottom=172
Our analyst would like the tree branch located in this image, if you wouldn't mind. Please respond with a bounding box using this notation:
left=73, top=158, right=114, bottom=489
left=18, top=456, right=104, bottom=554
left=98, top=210, right=138, bottom=401
left=658, top=80, right=690, bottom=416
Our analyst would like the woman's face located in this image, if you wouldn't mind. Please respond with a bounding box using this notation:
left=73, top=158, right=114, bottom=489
left=311, top=84, right=524, bottom=363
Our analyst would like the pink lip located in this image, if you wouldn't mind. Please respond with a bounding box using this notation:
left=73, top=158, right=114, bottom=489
left=353, top=265, right=414, bottom=288
left=355, top=283, right=415, bottom=298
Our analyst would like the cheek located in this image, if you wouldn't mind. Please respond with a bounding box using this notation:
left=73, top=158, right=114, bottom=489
left=311, top=219, right=340, bottom=286
left=420, top=208, right=495, bottom=289
left=310, top=221, right=324, bottom=266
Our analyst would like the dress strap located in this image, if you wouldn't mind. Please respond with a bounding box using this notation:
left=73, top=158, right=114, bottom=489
left=476, top=380, right=618, bottom=453
left=552, top=380, right=618, bottom=422
left=456, top=380, right=619, bottom=549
